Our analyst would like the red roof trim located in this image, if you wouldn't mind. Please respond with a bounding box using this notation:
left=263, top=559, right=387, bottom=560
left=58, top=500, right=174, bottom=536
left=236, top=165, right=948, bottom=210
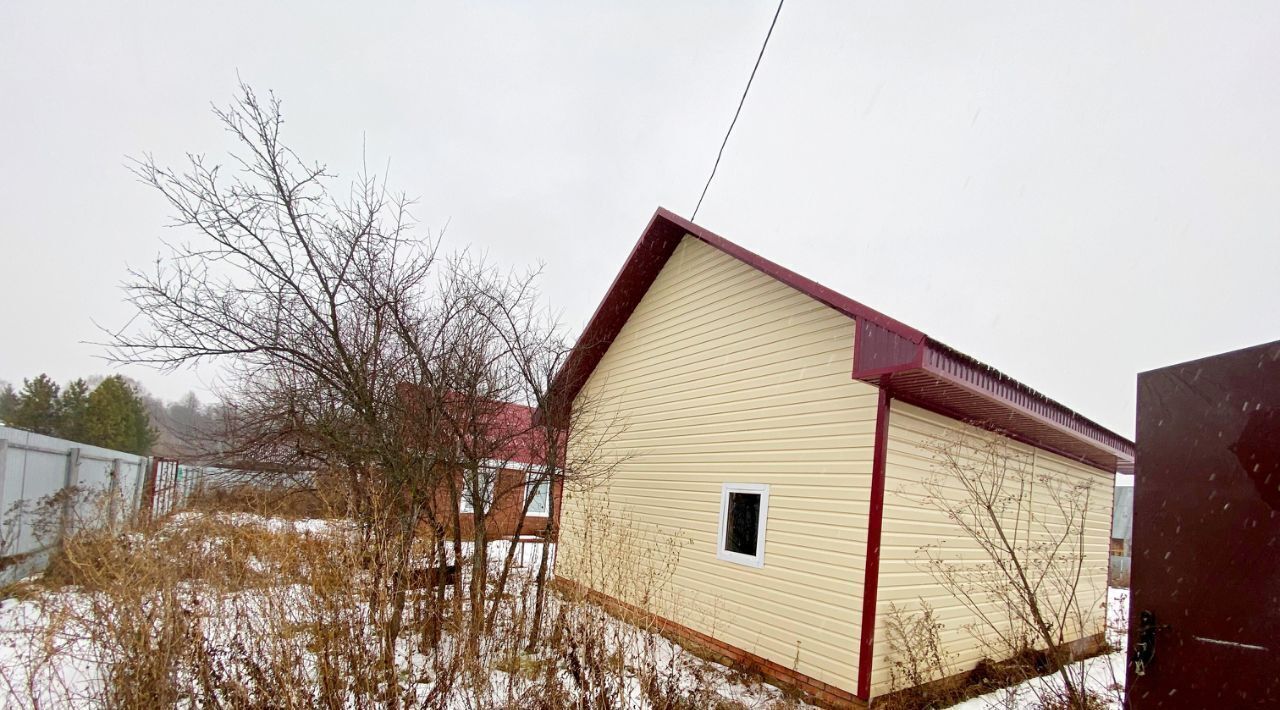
left=547, top=211, right=688, bottom=422
left=550, top=207, right=1134, bottom=466
left=922, top=341, right=1133, bottom=460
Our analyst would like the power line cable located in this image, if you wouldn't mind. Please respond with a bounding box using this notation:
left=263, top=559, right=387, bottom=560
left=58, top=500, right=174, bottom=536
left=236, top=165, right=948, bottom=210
left=691, top=0, right=786, bottom=221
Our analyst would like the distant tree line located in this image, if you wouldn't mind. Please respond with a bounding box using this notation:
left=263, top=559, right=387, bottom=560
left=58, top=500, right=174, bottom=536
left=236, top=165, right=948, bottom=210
left=0, top=374, right=156, bottom=455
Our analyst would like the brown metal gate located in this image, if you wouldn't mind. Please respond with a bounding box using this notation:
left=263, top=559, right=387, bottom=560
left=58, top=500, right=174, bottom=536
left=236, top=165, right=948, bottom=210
left=1129, top=340, right=1280, bottom=707
left=144, top=457, right=184, bottom=519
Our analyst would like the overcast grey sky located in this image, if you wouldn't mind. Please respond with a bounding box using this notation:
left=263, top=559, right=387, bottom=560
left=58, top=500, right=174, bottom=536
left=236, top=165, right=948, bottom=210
left=2, top=1, right=1278, bottom=438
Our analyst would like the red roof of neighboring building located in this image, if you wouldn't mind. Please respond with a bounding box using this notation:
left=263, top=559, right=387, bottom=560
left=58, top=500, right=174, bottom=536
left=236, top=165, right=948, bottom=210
left=399, top=383, right=550, bottom=467
left=482, top=401, right=542, bottom=466
left=551, top=208, right=1134, bottom=474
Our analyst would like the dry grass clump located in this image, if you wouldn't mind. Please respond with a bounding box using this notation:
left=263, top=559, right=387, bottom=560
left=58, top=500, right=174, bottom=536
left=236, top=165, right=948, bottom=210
left=182, top=476, right=340, bottom=520
left=879, top=601, right=963, bottom=710
left=878, top=599, right=1120, bottom=710
left=40, top=512, right=332, bottom=593
left=10, top=505, right=358, bottom=708
left=0, top=489, right=789, bottom=710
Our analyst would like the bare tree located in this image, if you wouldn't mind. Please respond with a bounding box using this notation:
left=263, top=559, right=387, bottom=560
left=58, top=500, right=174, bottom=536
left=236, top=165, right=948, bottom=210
left=107, top=82, right=589, bottom=704
left=447, top=267, right=629, bottom=649
left=0, top=81, right=794, bottom=710
left=908, top=429, right=1105, bottom=709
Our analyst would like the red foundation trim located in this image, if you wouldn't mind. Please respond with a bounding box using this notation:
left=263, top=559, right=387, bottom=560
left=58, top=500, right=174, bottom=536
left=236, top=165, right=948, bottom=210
left=553, top=577, right=867, bottom=709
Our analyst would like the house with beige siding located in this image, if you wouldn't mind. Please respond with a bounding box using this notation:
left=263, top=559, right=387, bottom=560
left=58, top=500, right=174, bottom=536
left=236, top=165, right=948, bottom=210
left=549, top=208, right=1134, bottom=708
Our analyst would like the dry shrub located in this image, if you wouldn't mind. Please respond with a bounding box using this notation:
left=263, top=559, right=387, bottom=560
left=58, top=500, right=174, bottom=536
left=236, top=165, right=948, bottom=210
left=41, top=513, right=326, bottom=593
left=878, top=599, right=1115, bottom=709
left=1, top=488, right=787, bottom=710
left=633, top=631, right=752, bottom=710
left=8, top=84, right=788, bottom=709
left=36, top=529, right=197, bottom=708
left=19, top=509, right=348, bottom=708
left=901, top=431, right=1110, bottom=709
left=880, top=601, right=960, bottom=709
left=545, top=493, right=790, bottom=710
left=182, top=478, right=339, bottom=520
left=537, top=591, right=759, bottom=710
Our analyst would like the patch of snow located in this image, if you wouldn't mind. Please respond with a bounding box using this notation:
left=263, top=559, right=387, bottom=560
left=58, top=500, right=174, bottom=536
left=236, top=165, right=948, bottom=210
left=947, top=587, right=1130, bottom=709
left=0, top=513, right=795, bottom=709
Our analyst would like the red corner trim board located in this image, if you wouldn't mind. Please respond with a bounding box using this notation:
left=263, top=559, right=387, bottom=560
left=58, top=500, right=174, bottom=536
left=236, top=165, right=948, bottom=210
left=856, top=385, right=893, bottom=699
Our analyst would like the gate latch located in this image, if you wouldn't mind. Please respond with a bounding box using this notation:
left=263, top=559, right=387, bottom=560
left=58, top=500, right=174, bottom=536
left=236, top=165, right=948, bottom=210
left=1130, top=610, right=1170, bottom=677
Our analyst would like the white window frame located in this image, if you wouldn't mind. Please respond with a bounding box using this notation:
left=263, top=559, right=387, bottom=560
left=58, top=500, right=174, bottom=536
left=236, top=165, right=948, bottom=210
left=525, top=473, right=551, bottom=518
left=463, top=460, right=554, bottom=517
left=460, top=465, right=497, bottom=515
left=716, top=482, right=770, bottom=568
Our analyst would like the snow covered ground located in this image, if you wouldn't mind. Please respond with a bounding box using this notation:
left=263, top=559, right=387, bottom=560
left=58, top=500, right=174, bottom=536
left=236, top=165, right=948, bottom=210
left=0, top=512, right=1130, bottom=709
left=947, top=587, right=1130, bottom=709
left=167, top=510, right=337, bottom=535
left=0, top=513, right=805, bottom=710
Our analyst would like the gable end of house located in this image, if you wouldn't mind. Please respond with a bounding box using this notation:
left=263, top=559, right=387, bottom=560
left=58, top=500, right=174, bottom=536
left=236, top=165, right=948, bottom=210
left=552, top=207, right=1134, bottom=474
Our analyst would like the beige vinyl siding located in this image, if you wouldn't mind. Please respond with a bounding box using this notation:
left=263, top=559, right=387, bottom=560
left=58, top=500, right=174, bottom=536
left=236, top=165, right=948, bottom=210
left=558, top=235, right=879, bottom=693
left=868, top=402, right=1114, bottom=697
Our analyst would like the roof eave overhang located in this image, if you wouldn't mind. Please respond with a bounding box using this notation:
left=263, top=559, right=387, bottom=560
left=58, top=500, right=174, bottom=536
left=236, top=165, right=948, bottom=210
left=853, top=322, right=1134, bottom=473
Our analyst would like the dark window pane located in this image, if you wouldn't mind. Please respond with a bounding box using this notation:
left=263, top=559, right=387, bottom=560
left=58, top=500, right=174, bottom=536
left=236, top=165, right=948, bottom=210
left=725, top=492, right=761, bottom=556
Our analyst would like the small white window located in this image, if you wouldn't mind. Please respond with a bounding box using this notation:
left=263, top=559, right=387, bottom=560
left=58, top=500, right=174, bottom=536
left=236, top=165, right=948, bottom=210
left=460, top=466, right=496, bottom=514
left=716, top=482, right=769, bottom=568
left=525, top=475, right=551, bottom=517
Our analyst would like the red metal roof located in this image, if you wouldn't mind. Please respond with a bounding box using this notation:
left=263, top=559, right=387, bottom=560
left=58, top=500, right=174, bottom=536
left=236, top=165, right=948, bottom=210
left=400, top=383, right=549, bottom=466
left=483, top=401, right=543, bottom=466
left=551, top=208, right=1134, bottom=473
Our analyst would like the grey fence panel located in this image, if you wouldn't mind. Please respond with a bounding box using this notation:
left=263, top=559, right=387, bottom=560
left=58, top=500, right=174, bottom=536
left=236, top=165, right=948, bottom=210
left=0, top=426, right=150, bottom=585
left=1112, top=486, right=1133, bottom=542
left=1, top=434, right=69, bottom=557
left=1108, top=485, right=1133, bottom=588
left=1, top=426, right=275, bottom=585
left=1110, top=555, right=1131, bottom=587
